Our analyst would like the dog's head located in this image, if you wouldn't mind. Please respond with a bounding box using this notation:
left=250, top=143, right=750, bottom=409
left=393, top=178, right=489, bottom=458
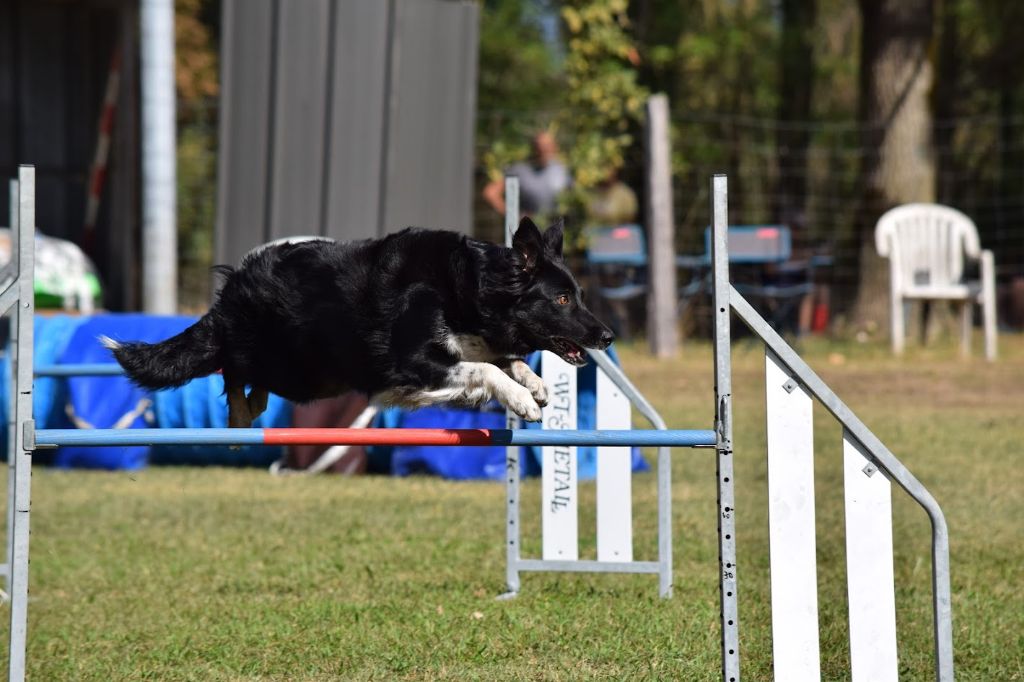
left=508, top=217, right=614, bottom=366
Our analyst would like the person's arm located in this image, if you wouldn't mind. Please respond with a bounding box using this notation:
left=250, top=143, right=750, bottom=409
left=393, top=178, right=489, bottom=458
left=482, top=177, right=506, bottom=215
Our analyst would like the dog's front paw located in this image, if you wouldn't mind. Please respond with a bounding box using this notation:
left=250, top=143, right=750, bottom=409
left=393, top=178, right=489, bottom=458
left=519, top=373, right=548, bottom=408
left=506, top=388, right=543, bottom=422
left=510, top=360, right=548, bottom=407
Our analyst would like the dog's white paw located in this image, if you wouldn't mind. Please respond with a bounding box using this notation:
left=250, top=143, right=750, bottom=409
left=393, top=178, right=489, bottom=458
left=523, top=374, right=548, bottom=407
left=509, top=359, right=548, bottom=407
left=505, top=387, right=542, bottom=422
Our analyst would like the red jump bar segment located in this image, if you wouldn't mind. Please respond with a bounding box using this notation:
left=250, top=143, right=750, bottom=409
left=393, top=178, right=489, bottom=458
left=261, top=428, right=495, bottom=446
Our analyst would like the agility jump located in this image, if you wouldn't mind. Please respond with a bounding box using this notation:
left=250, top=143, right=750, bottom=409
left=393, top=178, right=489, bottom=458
left=3, top=166, right=952, bottom=682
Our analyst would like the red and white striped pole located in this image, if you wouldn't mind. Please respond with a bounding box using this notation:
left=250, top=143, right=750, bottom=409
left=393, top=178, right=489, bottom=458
left=83, top=45, right=121, bottom=256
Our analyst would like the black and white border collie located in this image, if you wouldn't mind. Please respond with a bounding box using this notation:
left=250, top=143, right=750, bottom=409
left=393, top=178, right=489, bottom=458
left=105, top=218, right=614, bottom=428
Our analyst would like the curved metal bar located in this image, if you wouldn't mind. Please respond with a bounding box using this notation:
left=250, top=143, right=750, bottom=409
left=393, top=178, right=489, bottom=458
left=729, top=287, right=953, bottom=682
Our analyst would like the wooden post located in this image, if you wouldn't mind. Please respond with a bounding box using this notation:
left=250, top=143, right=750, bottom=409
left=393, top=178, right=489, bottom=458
left=645, top=94, right=678, bottom=356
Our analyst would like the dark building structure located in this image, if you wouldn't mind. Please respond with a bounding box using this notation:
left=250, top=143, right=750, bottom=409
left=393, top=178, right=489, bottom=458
left=1, top=0, right=140, bottom=309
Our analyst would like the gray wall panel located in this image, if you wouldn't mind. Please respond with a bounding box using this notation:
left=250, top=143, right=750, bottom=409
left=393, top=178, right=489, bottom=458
left=217, top=0, right=479, bottom=265
left=383, top=0, right=478, bottom=234
left=323, top=0, right=389, bottom=242
left=216, top=0, right=274, bottom=265
left=267, top=0, right=331, bottom=241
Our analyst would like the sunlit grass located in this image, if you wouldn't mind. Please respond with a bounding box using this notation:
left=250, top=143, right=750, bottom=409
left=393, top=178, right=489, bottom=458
left=1, top=334, right=1021, bottom=680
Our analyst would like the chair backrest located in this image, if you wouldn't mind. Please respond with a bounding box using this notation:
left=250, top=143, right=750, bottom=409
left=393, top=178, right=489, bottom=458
left=874, top=204, right=981, bottom=290
left=585, top=224, right=647, bottom=266
left=702, top=225, right=792, bottom=264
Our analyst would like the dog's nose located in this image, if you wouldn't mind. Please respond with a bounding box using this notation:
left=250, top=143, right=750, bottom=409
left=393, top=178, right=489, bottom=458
left=599, top=329, right=615, bottom=349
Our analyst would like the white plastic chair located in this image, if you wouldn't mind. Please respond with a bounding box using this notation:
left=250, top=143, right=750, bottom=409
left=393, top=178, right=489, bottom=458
left=875, top=203, right=997, bottom=360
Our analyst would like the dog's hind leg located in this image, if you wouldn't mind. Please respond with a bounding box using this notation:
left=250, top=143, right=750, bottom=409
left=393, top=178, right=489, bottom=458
left=246, top=387, right=269, bottom=423
left=226, top=385, right=254, bottom=428
left=503, top=359, right=548, bottom=407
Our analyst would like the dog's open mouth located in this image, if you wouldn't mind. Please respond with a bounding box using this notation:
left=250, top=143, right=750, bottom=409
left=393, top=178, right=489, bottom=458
left=551, top=337, right=588, bottom=366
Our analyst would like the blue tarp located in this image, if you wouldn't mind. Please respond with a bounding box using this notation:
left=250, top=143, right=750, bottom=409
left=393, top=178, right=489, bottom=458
left=1, top=314, right=291, bottom=469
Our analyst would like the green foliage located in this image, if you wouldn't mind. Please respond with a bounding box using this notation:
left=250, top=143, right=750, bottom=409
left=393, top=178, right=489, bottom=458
left=176, top=117, right=217, bottom=310
left=558, top=0, right=647, bottom=187
left=175, top=0, right=220, bottom=310
left=477, top=0, right=565, bottom=181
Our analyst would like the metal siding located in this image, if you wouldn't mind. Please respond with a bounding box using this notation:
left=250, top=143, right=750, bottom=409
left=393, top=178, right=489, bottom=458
left=323, top=0, right=389, bottom=241
left=383, top=0, right=476, bottom=235
left=458, top=3, right=480, bottom=231
left=217, top=0, right=477, bottom=252
left=267, top=0, right=331, bottom=241
left=215, top=0, right=275, bottom=266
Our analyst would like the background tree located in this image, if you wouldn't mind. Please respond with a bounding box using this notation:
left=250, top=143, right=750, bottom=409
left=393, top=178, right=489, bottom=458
left=175, top=0, right=220, bottom=309
left=472, top=0, right=1024, bottom=334
left=775, top=0, right=817, bottom=227
left=477, top=0, right=565, bottom=180
left=850, top=0, right=936, bottom=328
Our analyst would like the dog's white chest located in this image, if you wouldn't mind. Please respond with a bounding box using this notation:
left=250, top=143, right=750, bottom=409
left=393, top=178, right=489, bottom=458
left=445, top=333, right=499, bottom=362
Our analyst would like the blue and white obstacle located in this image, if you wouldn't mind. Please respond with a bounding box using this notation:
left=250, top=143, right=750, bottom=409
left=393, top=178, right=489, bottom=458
left=1, top=167, right=953, bottom=682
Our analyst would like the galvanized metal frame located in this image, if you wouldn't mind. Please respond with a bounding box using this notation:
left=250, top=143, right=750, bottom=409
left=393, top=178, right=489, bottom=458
left=3, top=179, right=18, bottom=601
left=711, top=175, right=741, bottom=682
left=710, top=174, right=953, bottom=681
left=729, top=287, right=953, bottom=681
left=6, top=166, right=36, bottom=682
left=501, top=177, right=680, bottom=600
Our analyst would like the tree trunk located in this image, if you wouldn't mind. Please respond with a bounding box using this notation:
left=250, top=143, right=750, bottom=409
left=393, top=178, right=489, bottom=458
left=933, top=0, right=959, bottom=205
left=851, top=0, right=936, bottom=329
left=775, top=0, right=816, bottom=230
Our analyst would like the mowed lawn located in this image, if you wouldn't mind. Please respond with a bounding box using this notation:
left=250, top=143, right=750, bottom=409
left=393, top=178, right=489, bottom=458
left=0, top=334, right=1021, bottom=680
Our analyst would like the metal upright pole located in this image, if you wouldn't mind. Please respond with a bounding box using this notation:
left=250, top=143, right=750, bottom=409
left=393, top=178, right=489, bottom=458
left=9, top=165, right=36, bottom=682
left=502, top=176, right=522, bottom=597
left=711, top=175, right=740, bottom=682
left=4, top=179, right=19, bottom=600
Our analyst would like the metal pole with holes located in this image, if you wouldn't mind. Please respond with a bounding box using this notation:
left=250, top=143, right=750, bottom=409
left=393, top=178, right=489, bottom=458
left=502, top=176, right=522, bottom=597
left=711, top=174, right=740, bottom=682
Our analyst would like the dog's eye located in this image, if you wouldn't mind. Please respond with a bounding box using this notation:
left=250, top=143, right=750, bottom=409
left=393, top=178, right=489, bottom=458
left=556, top=294, right=570, bottom=305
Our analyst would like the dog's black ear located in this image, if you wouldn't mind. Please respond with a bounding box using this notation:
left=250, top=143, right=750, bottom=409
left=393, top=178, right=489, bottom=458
left=512, top=217, right=544, bottom=271
left=543, top=218, right=564, bottom=259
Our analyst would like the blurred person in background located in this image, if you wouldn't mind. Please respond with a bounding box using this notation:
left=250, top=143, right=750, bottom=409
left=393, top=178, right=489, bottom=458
left=483, top=131, right=571, bottom=221
left=585, top=166, right=637, bottom=227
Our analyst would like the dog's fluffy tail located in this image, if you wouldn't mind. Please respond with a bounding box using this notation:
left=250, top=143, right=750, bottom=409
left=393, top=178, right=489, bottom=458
left=102, top=314, right=221, bottom=390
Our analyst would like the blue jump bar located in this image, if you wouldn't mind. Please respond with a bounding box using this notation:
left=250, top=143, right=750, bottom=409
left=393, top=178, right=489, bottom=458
left=34, top=364, right=125, bottom=377
left=32, top=428, right=718, bottom=448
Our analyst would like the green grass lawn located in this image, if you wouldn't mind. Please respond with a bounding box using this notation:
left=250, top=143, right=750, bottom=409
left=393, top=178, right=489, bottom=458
left=1, top=334, right=1022, bottom=680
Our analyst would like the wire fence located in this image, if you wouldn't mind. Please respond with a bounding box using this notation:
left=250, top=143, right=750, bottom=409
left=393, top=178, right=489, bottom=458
left=180, top=102, right=1024, bottom=330
left=474, top=108, right=1024, bottom=332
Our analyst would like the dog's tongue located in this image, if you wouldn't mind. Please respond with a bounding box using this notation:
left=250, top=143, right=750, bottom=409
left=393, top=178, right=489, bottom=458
left=568, top=348, right=583, bottom=362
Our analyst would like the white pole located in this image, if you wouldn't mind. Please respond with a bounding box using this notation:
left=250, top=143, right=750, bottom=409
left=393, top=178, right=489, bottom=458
left=140, top=0, right=178, bottom=313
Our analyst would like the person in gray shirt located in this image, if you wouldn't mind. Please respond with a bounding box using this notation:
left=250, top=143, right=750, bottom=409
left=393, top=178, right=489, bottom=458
left=483, top=131, right=571, bottom=218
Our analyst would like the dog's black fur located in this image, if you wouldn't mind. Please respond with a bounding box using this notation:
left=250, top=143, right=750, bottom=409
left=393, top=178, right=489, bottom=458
left=108, top=218, right=613, bottom=426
